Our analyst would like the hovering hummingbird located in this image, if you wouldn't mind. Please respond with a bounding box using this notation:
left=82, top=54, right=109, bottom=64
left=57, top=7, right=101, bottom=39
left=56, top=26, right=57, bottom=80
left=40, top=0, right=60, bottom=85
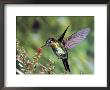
left=41, top=26, right=90, bottom=72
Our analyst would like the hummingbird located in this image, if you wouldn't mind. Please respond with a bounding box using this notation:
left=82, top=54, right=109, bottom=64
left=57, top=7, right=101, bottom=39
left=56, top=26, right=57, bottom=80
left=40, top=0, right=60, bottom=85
left=41, top=26, right=90, bottom=72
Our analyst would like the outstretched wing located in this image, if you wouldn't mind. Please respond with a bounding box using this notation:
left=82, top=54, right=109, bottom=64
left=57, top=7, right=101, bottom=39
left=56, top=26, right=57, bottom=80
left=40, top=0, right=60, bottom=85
left=64, top=28, right=90, bottom=49
left=58, top=26, right=69, bottom=42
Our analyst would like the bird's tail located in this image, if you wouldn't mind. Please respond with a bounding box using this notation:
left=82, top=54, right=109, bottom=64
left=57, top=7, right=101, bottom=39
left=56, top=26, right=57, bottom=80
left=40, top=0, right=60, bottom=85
left=62, top=58, right=70, bottom=72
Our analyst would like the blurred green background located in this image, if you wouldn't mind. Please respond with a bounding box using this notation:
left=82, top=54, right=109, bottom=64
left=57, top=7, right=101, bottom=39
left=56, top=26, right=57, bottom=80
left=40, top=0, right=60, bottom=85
left=16, top=16, right=94, bottom=74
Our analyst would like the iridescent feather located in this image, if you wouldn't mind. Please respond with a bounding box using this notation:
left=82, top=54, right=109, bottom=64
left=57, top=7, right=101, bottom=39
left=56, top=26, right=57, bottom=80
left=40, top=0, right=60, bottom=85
left=64, top=28, right=90, bottom=49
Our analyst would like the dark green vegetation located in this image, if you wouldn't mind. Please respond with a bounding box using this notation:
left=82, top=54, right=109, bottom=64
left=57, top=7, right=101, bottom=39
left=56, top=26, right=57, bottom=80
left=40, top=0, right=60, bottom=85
left=16, top=16, right=94, bottom=74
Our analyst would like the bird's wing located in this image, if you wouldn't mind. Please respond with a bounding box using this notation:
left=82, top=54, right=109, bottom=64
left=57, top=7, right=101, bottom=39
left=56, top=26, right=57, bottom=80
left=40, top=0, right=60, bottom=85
left=58, top=26, right=69, bottom=42
left=64, top=28, right=90, bottom=49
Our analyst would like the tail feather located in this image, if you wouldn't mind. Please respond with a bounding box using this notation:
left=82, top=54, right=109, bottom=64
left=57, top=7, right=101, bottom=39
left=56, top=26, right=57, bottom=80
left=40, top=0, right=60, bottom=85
left=62, top=59, right=70, bottom=72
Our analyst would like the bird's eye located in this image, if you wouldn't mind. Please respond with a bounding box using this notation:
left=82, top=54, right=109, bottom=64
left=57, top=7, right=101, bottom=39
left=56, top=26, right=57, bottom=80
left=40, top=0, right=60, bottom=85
left=50, top=41, right=53, bottom=43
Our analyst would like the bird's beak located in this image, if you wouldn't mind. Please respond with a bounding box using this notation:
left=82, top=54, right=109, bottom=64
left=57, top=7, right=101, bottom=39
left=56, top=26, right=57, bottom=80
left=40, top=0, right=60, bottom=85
left=41, top=44, right=46, bottom=48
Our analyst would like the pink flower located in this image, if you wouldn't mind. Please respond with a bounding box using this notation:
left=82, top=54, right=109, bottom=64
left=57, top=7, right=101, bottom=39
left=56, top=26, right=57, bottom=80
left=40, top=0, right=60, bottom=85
left=37, top=48, right=42, bottom=55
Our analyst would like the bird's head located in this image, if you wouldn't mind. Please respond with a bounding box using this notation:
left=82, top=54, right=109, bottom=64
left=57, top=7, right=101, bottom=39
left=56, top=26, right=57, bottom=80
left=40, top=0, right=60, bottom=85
left=41, top=38, right=56, bottom=48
